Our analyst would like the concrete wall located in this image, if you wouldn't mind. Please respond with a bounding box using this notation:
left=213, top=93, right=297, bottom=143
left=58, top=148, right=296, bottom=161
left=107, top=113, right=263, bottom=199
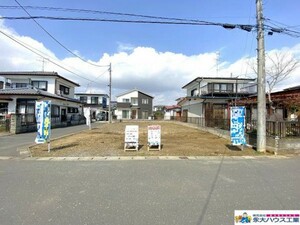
left=9, top=113, right=86, bottom=134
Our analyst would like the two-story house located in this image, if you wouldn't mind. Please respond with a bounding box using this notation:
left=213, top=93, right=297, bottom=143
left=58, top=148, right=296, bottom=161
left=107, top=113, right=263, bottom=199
left=75, top=93, right=109, bottom=120
left=115, top=89, right=153, bottom=120
left=178, top=77, right=256, bottom=124
left=0, top=71, right=84, bottom=133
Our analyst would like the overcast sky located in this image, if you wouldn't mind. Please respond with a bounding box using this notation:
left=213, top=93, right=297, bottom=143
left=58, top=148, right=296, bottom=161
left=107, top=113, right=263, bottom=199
left=0, top=0, right=300, bottom=105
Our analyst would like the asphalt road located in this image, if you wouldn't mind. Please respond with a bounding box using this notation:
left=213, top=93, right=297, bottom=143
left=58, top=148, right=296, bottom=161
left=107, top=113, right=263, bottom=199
left=0, top=157, right=299, bottom=225
left=0, top=123, right=102, bottom=157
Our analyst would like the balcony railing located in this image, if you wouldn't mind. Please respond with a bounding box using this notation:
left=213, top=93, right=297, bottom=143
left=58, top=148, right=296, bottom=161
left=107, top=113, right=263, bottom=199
left=199, top=83, right=257, bottom=96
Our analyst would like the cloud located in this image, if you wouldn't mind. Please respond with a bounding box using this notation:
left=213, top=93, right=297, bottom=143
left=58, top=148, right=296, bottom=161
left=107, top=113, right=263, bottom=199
left=0, top=21, right=299, bottom=105
left=117, top=42, right=135, bottom=53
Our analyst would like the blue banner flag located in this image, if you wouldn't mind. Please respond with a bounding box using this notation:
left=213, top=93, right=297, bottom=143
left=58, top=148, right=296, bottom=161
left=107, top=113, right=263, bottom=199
left=35, top=100, right=51, bottom=144
left=230, top=106, right=246, bottom=146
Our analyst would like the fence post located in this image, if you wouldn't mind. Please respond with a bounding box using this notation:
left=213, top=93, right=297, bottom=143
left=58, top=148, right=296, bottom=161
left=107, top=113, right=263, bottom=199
left=10, top=114, right=17, bottom=134
left=274, top=135, right=279, bottom=155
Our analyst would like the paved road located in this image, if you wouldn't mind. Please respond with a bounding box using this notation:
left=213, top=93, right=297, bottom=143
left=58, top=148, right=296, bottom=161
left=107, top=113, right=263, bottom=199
left=0, top=157, right=299, bottom=225
left=0, top=123, right=103, bottom=157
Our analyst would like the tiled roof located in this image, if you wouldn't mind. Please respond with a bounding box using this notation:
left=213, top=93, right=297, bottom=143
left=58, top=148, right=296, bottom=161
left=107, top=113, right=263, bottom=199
left=0, top=71, right=80, bottom=87
left=165, top=105, right=181, bottom=110
left=0, top=87, right=81, bottom=103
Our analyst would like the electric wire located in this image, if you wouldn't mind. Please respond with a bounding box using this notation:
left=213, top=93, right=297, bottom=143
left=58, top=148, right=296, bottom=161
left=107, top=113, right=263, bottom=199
left=1, top=4, right=299, bottom=37
left=0, top=29, right=105, bottom=85
left=13, top=0, right=109, bottom=68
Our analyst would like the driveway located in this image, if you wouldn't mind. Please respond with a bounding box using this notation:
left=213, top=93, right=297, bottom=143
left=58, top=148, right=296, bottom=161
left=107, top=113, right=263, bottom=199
left=0, top=123, right=102, bottom=157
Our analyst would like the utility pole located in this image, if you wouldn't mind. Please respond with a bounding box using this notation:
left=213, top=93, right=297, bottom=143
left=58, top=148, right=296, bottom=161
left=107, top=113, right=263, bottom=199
left=108, top=63, right=112, bottom=123
left=256, top=0, right=266, bottom=152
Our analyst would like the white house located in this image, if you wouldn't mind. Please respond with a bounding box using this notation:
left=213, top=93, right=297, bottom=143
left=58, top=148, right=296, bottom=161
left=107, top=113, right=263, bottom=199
left=75, top=93, right=109, bottom=120
left=178, top=77, right=256, bottom=122
left=115, top=89, right=153, bottom=119
left=0, top=71, right=84, bottom=132
left=164, top=105, right=181, bottom=120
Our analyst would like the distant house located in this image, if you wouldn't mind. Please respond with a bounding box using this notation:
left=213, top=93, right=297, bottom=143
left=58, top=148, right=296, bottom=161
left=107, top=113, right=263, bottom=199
left=232, top=85, right=300, bottom=121
left=0, top=71, right=84, bottom=133
left=164, top=105, right=181, bottom=120
left=178, top=77, right=256, bottom=124
left=75, top=93, right=109, bottom=120
left=115, top=89, right=153, bottom=119
left=153, top=105, right=165, bottom=112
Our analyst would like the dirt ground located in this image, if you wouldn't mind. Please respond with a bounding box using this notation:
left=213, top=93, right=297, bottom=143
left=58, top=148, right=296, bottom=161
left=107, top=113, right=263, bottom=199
left=30, top=121, right=267, bottom=157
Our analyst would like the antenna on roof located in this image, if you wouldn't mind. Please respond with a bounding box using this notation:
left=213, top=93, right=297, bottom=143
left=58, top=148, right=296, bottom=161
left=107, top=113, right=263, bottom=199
left=37, top=57, right=48, bottom=72
left=216, top=51, right=220, bottom=76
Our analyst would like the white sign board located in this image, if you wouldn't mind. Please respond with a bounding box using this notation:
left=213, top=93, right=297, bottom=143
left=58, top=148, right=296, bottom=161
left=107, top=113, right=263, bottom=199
left=148, top=125, right=161, bottom=146
left=124, top=125, right=139, bottom=150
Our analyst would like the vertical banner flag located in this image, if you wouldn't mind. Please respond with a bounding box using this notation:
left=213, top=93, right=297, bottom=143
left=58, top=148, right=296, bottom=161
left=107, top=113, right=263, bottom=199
left=230, top=106, right=246, bottom=146
left=35, top=100, right=51, bottom=144
left=83, top=107, right=91, bottom=126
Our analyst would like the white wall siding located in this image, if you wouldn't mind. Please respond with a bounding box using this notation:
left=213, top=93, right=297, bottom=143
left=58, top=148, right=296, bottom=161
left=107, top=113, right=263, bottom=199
left=116, top=91, right=138, bottom=102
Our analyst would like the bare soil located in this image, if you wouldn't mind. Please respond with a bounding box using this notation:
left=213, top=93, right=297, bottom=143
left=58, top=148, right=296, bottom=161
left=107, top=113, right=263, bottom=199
left=30, top=121, right=267, bottom=157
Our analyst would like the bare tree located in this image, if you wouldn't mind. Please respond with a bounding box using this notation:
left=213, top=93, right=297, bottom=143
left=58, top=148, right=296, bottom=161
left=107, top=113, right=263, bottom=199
left=250, top=51, right=299, bottom=112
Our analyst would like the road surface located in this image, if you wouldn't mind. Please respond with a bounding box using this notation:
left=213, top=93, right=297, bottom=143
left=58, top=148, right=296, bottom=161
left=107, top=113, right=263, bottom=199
left=0, top=157, right=299, bottom=225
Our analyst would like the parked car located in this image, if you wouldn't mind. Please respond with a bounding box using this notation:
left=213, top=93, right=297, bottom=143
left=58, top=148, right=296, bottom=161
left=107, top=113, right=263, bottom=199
left=96, top=112, right=107, bottom=121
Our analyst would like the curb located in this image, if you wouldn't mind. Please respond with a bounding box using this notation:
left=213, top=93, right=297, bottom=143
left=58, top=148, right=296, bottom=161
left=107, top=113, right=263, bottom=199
left=0, top=155, right=291, bottom=161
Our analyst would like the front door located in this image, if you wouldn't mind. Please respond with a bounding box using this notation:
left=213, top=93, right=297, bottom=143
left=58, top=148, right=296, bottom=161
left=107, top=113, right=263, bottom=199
left=61, top=108, right=67, bottom=122
left=131, top=110, right=137, bottom=119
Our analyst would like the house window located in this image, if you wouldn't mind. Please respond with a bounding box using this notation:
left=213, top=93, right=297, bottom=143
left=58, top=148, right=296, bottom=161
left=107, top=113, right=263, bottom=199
left=59, top=85, right=70, bottom=95
left=122, top=98, right=130, bottom=103
left=221, top=84, right=227, bottom=92
left=191, top=88, right=198, bottom=96
left=67, top=107, right=79, bottom=113
left=142, top=99, right=149, bottom=104
left=16, top=83, right=28, bottom=88
left=142, top=111, right=149, bottom=119
left=16, top=99, right=35, bottom=124
left=51, top=105, right=60, bottom=117
left=227, top=84, right=233, bottom=92
left=91, top=97, right=99, bottom=104
left=131, top=98, right=138, bottom=105
left=122, top=110, right=130, bottom=119
left=79, top=96, right=87, bottom=103
left=214, top=84, right=220, bottom=92
left=31, top=81, right=47, bottom=91
left=0, top=103, right=8, bottom=114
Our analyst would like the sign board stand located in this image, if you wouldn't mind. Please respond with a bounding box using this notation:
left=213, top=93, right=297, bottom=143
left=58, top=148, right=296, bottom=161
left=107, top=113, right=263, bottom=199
left=147, top=125, right=161, bottom=151
left=124, top=125, right=139, bottom=151
left=230, top=106, right=246, bottom=150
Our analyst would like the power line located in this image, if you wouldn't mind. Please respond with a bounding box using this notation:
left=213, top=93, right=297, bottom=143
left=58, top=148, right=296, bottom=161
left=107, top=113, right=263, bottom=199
left=0, top=29, right=103, bottom=85
left=0, top=5, right=230, bottom=24
left=12, top=1, right=110, bottom=68
left=2, top=15, right=300, bottom=38
left=1, top=4, right=300, bottom=37
left=1, top=4, right=299, bottom=37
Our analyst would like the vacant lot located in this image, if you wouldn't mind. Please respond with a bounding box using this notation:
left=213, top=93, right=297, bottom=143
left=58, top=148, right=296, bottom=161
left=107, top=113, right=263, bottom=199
left=30, top=121, right=265, bottom=157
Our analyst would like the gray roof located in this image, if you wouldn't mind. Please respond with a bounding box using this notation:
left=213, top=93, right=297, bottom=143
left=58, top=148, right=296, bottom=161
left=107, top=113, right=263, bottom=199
left=182, top=76, right=256, bottom=89
left=75, top=93, right=109, bottom=97
left=0, top=87, right=81, bottom=103
left=116, top=88, right=154, bottom=98
left=0, top=71, right=80, bottom=87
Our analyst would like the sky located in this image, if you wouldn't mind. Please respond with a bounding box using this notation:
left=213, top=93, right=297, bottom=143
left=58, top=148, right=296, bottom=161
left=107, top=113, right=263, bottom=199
left=0, top=0, right=300, bottom=105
